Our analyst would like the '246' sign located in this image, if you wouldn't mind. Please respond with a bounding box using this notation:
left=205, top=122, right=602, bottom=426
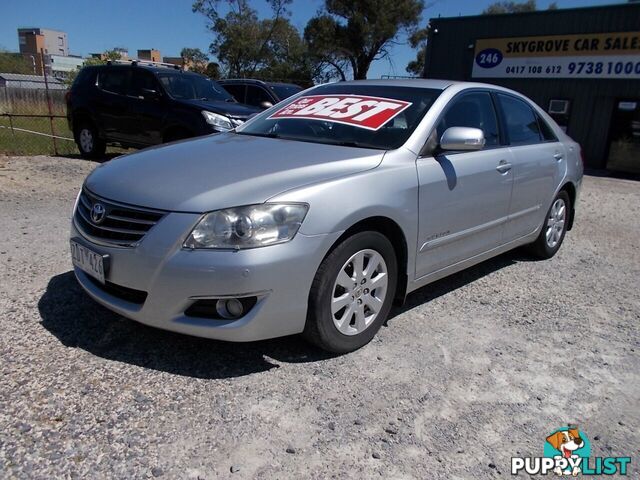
left=475, top=48, right=504, bottom=68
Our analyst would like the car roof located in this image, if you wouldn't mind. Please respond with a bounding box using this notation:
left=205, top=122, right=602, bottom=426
left=328, top=79, right=456, bottom=90
left=93, top=64, right=207, bottom=77
left=314, top=79, right=541, bottom=98
left=219, top=78, right=300, bottom=88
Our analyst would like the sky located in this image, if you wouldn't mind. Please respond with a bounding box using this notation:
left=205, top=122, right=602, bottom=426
left=0, top=0, right=623, bottom=79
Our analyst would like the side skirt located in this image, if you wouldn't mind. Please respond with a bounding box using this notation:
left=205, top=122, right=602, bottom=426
left=406, top=231, right=539, bottom=295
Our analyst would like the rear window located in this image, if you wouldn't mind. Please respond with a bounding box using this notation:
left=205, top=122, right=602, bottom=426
left=97, top=69, right=128, bottom=95
left=157, top=73, right=232, bottom=102
left=498, top=94, right=542, bottom=146
left=270, top=84, right=303, bottom=100
left=537, top=113, right=558, bottom=142
left=236, top=84, right=441, bottom=150
left=72, top=68, right=94, bottom=89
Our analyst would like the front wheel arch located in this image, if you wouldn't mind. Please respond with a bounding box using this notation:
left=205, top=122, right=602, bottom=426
left=315, top=216, right=408, bottom=306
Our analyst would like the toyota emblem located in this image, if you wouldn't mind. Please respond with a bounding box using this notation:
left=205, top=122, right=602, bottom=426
left=90, top=203, right=106, bottom=224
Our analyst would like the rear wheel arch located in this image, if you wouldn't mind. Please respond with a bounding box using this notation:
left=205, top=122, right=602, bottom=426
left=560, top=181, right=576, bottom=230
left=72, top=110, right=95, bottom=134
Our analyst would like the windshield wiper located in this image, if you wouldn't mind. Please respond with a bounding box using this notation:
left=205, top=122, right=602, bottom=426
left=323, top=140, right=381, bottom=150
left=235, top=131, right=280, bottom=139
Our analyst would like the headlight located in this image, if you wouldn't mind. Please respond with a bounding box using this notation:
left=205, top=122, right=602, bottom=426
left=202, top=111, right=233, bottom=131
left=184, top=203, right=309, bottom=249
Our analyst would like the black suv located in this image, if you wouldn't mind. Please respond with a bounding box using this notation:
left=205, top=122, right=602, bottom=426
left=66, top=63, right=261, bottom=158
left=218, top=79, right=302, bottom=110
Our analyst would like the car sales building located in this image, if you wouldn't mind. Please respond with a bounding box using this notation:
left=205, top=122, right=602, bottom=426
left=423, top=2, right=640, bottom=173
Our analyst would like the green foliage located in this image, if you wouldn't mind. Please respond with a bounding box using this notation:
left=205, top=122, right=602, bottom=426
left=0, top=50, right=36, bottom=75
left=482, top=0, right=557, bottom=14
left=205, top=62, right=221, bottom=79
left=180, top=47, right=209, bottom=74
left=305, top=0, right=425, bottom=80
left=406, top=27, right=429, bottom=76
left=192, top=0, right=313, bottom=83
left=193, top=0, right=426, bottom=82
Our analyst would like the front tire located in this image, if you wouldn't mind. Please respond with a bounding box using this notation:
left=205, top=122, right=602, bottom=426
left=303, top=231, right=398, bottom=353
left=75, top=122, right=106, bottom=159
left=528, top=190, right=571, bottom=259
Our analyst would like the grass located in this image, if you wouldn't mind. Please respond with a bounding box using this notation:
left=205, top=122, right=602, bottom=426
left=0, top=115, right=77, bottom=156
left=0, top=115, right=127, bottom=157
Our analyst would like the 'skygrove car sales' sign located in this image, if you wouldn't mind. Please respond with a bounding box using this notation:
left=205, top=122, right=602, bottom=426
left=472, top=32, right=640, bottom=79
left=268, top=95, right=412, bottom=130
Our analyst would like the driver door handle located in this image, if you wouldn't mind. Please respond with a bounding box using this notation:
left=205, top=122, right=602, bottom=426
left=496, top=160, right=512, bottom=174
left=554, top=153, right=563, bottom=161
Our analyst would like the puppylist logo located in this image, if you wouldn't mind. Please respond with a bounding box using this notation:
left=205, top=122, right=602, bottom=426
left=511, top=426, right=631, bottom=476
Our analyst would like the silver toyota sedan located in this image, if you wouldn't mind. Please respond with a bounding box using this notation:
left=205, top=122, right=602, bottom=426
left=70, top=80, right=583, bottom=353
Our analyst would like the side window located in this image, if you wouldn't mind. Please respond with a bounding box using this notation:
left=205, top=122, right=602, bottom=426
left=436, top=92, right=500, bottom=147
left=246, top=85, right=273, bottom=107
left=130, top=70, right=159, bottom=97
left=536, top=113, right=558, bottom=142
left=98, top=69, right=129, bottom=96
left=498, top=94, right=542, bottom=146
left=223, top=84, right=245, bottom=103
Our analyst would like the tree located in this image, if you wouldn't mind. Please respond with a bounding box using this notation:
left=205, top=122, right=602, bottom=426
left=405, top=27, right=429, bottom=76
left=180, top=47, right=209, bottom=74
left=304, top=15, right=350, bottom=81
left=205, top=62, right=221, bottom=79
left=304, top=0, right=425, bottom=80
left=482, top=0, right=557, bottom=14
left=192, top=0, right=313, bottom=82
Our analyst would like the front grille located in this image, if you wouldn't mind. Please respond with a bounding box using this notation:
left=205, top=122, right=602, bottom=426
left=86, top=275, right=148, bottom=305
left=74, top=189, right=165, bottom=247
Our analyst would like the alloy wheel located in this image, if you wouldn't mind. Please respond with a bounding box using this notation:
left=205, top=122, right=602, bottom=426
left=80, top=128, right=94, bottom=152
left=545, top=198, right=566, bottom=248
left=331, top=249, right=388, bottom=336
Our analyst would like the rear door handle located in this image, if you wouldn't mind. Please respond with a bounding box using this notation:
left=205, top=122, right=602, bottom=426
left=496, top=160, right=512, bottom=174
left=554, top=153, right=563, bottom=161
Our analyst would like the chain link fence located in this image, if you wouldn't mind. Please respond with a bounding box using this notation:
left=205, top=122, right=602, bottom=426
left=0, top=86, right=78, bottom=156
left=0, top=52, right=120, bottom=157
left=0, top=51, right=312, bottom=157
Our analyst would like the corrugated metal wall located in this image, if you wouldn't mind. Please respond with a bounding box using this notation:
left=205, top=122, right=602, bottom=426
left=424, top=3, right=640, bottom=169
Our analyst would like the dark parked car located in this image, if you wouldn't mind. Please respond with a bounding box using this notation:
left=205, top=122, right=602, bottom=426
left=219, top=79, right=303, bottom=109
left=66, top=62, right=261, bottom=158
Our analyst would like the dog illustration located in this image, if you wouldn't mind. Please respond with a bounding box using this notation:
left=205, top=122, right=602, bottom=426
left=546, top=429, right=584, bottom=476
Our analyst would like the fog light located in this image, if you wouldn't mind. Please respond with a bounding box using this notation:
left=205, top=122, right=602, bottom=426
left=215, top=298, right=244, bottom=319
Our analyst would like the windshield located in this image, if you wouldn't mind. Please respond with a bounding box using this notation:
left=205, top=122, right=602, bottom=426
left=236, top=84, right=441, bottom=150
left=158, top=73, right=233, bottom=102
left=270, top=84, right=303, bottom=100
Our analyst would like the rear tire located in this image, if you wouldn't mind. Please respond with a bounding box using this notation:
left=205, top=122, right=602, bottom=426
left=528, top=190, right=571, bottom=259
left=303, top=231, right=398, bottom=353
left=75, top=122, right=106, bottom=159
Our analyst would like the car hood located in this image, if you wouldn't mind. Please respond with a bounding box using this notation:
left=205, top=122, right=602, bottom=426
left=84, top=133, right=385, bottom=213
left=179, top=99, right=260, bottom=118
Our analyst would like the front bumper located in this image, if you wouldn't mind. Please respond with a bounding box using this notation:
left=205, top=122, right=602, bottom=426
left=71, top=213, right=340, bottom=342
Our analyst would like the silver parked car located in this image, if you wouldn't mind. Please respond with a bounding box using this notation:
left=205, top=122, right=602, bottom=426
left=70, top=80, right=583, bottom=353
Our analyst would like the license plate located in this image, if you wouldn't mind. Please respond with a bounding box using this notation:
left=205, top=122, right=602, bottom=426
left=70, top=240, right=106, bottom=284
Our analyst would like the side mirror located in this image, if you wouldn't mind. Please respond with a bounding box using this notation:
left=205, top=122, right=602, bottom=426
left=259, top=101, right=274, bottom=109
left=140, top=88, right=160, bottom=101
left=440, top=127, right=485, bottom=151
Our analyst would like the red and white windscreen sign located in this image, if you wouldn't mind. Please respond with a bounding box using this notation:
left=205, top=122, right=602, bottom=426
left=268, top=94, right=412, bottom=131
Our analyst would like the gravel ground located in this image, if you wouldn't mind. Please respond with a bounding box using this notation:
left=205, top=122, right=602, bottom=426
left=0, top=155, right=638, bottom=479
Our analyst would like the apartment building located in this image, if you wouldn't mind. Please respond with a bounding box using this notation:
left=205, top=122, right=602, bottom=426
left=137, top=49, right=161, bottom=63
left=18, top=28, right=68, bottom=57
